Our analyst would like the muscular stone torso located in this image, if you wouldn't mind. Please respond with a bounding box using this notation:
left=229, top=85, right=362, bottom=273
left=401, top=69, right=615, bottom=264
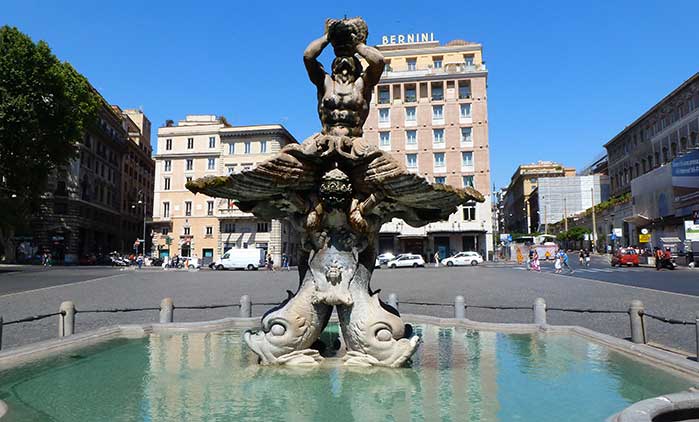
left=319, top=75, right=368, bottom=137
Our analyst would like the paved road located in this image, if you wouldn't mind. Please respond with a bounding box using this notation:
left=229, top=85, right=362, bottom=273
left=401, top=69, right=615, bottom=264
left=485, top=255, right=699, bottom=296
left=1, top=265, right=698, bottom=356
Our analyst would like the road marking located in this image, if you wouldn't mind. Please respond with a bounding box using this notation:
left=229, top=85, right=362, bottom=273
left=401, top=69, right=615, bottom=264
left=0, top=273, right=128, bottom=299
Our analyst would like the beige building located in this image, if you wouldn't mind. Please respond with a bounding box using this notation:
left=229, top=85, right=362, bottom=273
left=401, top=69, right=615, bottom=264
left=363, top=35, right=493, bottom=260
left=152, top=115, right=298, bottom=266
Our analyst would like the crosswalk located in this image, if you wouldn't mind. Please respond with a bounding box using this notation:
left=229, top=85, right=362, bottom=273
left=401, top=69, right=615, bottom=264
left=512, top=266, right=643, bottom=274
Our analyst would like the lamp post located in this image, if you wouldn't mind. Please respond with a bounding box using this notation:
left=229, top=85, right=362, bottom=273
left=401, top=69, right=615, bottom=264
left=131, top=190, right=147, bottom=256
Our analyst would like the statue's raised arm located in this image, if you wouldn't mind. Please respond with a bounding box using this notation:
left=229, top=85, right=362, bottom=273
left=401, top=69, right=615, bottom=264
left=303, top=33, right=330, bottom=88
left=355, top=42, right=384, bottom=98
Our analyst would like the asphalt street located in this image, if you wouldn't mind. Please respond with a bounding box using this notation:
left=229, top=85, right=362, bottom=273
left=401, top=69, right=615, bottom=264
left=1, top=263, right=698, bottom=356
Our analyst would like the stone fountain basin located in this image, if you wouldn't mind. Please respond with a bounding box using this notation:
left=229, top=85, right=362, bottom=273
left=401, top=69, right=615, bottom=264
left=0, top=315, right=697, bottom=421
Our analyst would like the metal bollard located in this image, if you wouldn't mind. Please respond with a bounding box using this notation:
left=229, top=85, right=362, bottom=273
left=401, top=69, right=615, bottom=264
left=240, top=295, right=252, bottom=318
left=59, top=301, right=75, bottom=337
left=388, top=293, right=399, bottom=311
left=533, top=298, right=547, bottom=326
left=159, top=298, right=174, bottom=323
left=454, top=295, right=465, bottom=319
left=628, top=300, right=645, bottom=344
left=695, top=312, right=699, bottom=363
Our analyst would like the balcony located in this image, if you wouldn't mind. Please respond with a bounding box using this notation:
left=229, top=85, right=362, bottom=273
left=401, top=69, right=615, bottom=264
left=381, top=63, right=486, bottom=81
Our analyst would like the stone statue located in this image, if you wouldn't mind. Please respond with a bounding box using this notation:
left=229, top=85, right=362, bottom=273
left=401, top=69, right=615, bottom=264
left=187, top=17, right=484, bottom=367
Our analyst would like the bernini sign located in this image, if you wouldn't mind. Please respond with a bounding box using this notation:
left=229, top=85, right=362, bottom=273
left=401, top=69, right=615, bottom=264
left=381, top=33, right=436, bottom=45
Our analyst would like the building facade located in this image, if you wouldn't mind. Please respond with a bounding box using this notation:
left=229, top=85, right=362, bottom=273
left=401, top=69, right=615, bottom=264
left=363, top=35, right=493, bottom=260
left=151, top=115, right=299, bottom=266
left=604, top=73, right=699, bottom=250
left=30, top=97, right=154, bottom=264
left=502, top=161, right=575, bottom=234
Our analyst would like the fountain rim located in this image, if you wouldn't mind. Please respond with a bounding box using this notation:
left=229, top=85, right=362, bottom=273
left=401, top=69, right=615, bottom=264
left=0, top=314, right=698, bottom=421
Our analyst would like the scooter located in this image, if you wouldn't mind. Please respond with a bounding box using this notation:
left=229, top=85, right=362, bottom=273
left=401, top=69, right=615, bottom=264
left=660, top=257, right=677, bottom=270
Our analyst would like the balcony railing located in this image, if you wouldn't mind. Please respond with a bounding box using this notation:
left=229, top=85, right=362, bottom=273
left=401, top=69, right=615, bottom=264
left=381, top=63, right=486, bottom=80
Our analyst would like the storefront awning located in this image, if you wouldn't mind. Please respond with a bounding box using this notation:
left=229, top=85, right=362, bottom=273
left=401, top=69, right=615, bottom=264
left=623, top=214, right=651, bottom=226
left=660, top=237, right=682, bottom=244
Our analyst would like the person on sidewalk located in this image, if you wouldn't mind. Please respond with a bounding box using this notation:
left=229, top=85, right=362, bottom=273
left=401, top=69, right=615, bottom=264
left=434, top=251, right=440, bottom=268
left=530, top=250, right=541, bottom=272
left=554, top=253, right=562, bottom=274
left=136, top=254, right=144, bottom=270
left=560, top=250, right=574, bottom=273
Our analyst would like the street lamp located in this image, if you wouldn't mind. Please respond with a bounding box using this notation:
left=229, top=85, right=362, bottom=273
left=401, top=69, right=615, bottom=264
left=131, top=191, right=147, bottom=256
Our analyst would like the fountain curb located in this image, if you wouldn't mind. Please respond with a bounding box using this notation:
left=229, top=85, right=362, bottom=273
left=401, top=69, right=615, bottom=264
left=607, top=390, right=699, bottom=421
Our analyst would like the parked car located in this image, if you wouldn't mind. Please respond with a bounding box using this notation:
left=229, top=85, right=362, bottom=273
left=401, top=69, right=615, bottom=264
left=387, top=254, right=425, bottom=269
left=611, top=248, right=640, bottom=267
left=375, top=258, right=381, bottom=268
left=377, top=252, right=396, bottom=265
left=441, top=251, right=483, bottom=267
left=213, top=248, right=264, bottom=270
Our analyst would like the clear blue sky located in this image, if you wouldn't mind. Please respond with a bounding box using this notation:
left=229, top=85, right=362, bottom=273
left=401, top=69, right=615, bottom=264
left=3, top=0, right=699, bottom=189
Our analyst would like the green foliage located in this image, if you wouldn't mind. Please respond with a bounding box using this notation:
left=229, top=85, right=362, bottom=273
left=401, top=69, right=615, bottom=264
left=0, top=26, right=99, bottom=254
left=556, top=226, right=591, bottom=241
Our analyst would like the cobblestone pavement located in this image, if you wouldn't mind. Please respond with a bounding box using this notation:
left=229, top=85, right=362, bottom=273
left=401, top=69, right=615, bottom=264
left=1, top=265, right=698, bottom=355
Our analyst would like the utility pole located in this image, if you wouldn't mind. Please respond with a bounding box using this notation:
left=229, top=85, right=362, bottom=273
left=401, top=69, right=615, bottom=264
left=525, top=200, right=532, bottom=234
left=563, top=197, right=568, bottom=232
left=591, top=186, right=597, bottom=251
left=544, top=204, right=548, bottom=234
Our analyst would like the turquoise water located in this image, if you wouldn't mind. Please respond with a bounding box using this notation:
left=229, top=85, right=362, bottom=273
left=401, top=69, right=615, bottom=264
left=0, top=325, right=695, bottom=421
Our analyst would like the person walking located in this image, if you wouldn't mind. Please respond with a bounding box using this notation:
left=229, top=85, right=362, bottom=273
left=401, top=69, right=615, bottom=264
left=434, top=251, right=440, bottom=268
left=282, top=254, right=290, bottom=270
left=579, top=249, right=585, bottom=266
left=136, top=254, right=144, bottom=270
left=560, top=250, right=574, bottom=274
left=530, top=250, right=541, bottom=272
left=584, top=249, right=591, bottom=267
left=266, top=252, right=274, bottom=271
left=655, top=247, right=663, bottom=271
left=554, top=253, right=562, bottom=274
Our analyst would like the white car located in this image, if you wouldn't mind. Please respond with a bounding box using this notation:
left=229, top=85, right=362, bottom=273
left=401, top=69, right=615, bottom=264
left=387, top=254, right=425, bottom=268
left=441, top=251, right=483, bottom=267
left=377, top=252, right=396, bottom=265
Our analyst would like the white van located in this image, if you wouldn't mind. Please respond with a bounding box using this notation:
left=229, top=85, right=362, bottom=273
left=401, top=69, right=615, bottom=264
left=214, top=248, right=264, bottom=270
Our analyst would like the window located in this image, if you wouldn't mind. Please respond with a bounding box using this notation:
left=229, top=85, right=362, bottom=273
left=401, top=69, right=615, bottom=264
left=459, top=82, right=471, bottom=99
left=463, top=175, right=474, bottom=188
left=205, top=226, right=213, bottom=236
left=461, top=127, right=473, bottom=144
left=464, top=55, right=474, bottom=66
left=187, top=138, right=194, bottom=149
left=186, top=176, right=192, bottom=184
left=432, top=105, right=443, bottom=119
left=435, top=176, right=446, bottom=184
left=209, top=136, right=216, bottom=148
left=462, top=151, right=474, bottom=167
left=260, top=140, right=267, bottom=153
left=463, top=202, right=476, bottom=221
left=434, top=152, right=445, bottom=168
left=431, top=84, right=443, bottom=101
left=184, top=227, right=191, bottom=235
left=186, top=159, right=193, bottom=171
left=228, top=143, right=235, bottom=155
left=379, top=132, right=391, bottom=147
left=223, top=222, right=236, bottom=233
left=162, top=202, right=170, bottom=218
left=165, top=139, right=172, bottom=150
left=207, top=200, right=214, bottom=216
left=257, top=222, right=270, bottom=232
left=244, top=141, right=251, bottom=154
left=226, top=166, right=235, bottom=175
left=406, top=154, right=418, bottom=169
left=405, top=86, right=417, bottom=102
left=161, top=227, right=169, bottom=235
left=378, top=87, right=390, bottom=104
left=433, top=129, right=445, bottom=145
left=164, top=160, right=172, bottom=172
left=406, top=130, right=417, bottom=146
left=207, top=158, right=216, bottom=170
left=405, top=107, right=416, bottom=122
left=406, top=58, right=417, bottom=71
left=163, top=177, right=170, bottom=190
left=433, top=57, right=442, bottom=69
left=460, top=104, right=472, bottom=118
left=185, top=201, right=192, bottom=216
left=379, top=108, right=390, bottom=123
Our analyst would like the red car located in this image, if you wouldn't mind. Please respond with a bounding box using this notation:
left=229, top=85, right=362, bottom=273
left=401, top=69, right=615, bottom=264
left=611, top=248, right=639, bottom=267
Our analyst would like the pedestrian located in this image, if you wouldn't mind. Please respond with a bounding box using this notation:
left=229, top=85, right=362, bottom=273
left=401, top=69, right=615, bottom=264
left=579, top=249, right=585, bottom=266
left=434, top=251, right=440, bottom=268
left=266, top=252, right=274, bottom=271
left=136, top=254, right=144, bottom=270
left=554, top=253, right=562, bottom=273
left=560, top=250, right=574, bottom=273
left=526, top=249, right=533, bottom=271
left=655, top=247, right=663, bottom=271
left=530, top=250, right=541, bottom=272
left=584, top=249, right=591, bottom=267
left=282, top=254, right=290, bottom=270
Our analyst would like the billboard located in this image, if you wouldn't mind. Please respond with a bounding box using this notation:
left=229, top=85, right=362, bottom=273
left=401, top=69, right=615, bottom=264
left=631, top=165, right=673, bottom=220
left=672, top=150, right=699, bottom=207
left=686, top=220, right=699, bottom=242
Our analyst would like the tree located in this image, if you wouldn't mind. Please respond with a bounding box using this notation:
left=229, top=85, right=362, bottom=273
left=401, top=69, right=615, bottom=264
left=0, top=26, right=99, bottom=260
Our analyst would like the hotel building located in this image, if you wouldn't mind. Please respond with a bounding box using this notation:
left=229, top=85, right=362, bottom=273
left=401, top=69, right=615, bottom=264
left=363, top=35, right=493, bottom=260
left=152, top=115, right=299, bottom=266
